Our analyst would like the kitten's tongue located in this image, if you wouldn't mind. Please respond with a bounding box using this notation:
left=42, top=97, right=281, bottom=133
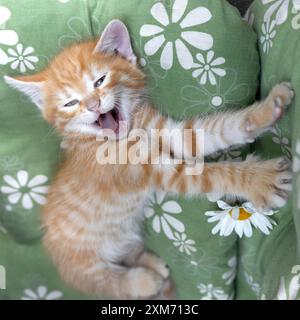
left=99, top=112, right=118, bottom=132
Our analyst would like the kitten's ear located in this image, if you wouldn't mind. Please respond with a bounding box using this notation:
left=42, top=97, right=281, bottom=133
left=94, top=19, right=136, bottom=64
left=4, top=74, right=44, bottom=109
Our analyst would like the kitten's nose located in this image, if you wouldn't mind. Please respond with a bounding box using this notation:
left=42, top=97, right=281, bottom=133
left=86, top=97, right=101, bottom=112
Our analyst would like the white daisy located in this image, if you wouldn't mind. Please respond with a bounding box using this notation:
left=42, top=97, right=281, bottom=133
left=145, top=190, right=185, bottom=240
left=140, top=0, right=213, bottom=70
left=222, top=256, right=237, bottom=285
left=1, top=170, right=49, bottom=210
left=197, top=283, right=229, bottom=300
left=205, top=201, right=277, bottom=238
left=172, top=232, right=196, bottom=255
left=21, top=286, right=63, bottom=300
left=192, top=51, right=226, bottom=86
left=7, top=43, right=39, bottom=73
left=0, top=6, right=19, bottom=65
left=260, top=19, right=277, bottom=53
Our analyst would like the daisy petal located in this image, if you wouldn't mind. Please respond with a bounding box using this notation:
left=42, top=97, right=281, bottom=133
left=152, top=215, right=161, bottom=233
left=212, top=68, right=226, bottom=77
left=163, top=213, right=185, bottom=232
left=181, top=31, right=213, bottom=51
left=180, top=7, right=212, bottom=28
left=30, top=192, right=46, bottom=205
left=192, top=68, right=204, bottom=78
left=175, top=38, right=193, bottom=70
left=46, top=291, right=63, bottom=300
left=16, top=43, right=23, bottom=55
left=208, top=71, right=217, bottom=85
left=19, top=61, right=26, bottom=73
left=22, top=193, right=33, bottom=209
left=160, top=41, right=173, bottom=70
left=211, top=57, right=225, bottom=66
left=243, top=220, right=253, bottom=238
left=23, top=46, right=34, bottom=56
left=161, top=216, right=175, bottom=240
left=24, top=60, right=35, bottom=70
left=212, top=220, right=222, bottom=235
left=27, top=175, right=48, bottom=187
left=37, top=286, right=47, bottom=298
left=217, top=200, right=231, bottom=210
left=200, top=72, right=207, bottom=85
left=172, top=0, right=188, bottom=23
left=151, top=3, right=170, bottom=27
left=144, top=207, right=155, bottom=218
left=140, top=24, right=164, bottom=37
left=1, top=186, right=17, bottom=194
left=17, top=170, right=28, bottom=187
left=162, top=200, right=182, bottom=214
left=155, top=190, right=166, bottom=205
left=10, top=60, right=19, bottom=70
left=8, top=192, right=22, bottom=204
left=0, top=30, right=18, bottom=45
left=23, top=289, right=38, bottom=299
left=0, top=48, right=8, bottom=64
left=144, top=35, right=165, bottom=56
left=0, top=6, right=11, bottom=25
left=3, top=175, right=19, bottom=188
left=31, top=186, right=49, bottom=194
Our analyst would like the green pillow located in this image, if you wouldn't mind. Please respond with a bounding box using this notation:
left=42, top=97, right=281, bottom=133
left=236, top=0, right=300, bottom=300
left=0, top=0, right=259, bottom=299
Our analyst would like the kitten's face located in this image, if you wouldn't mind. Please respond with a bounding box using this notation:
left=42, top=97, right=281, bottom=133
left=5, top=20, right=145, bottom=140
left=43, top=42, right=145, bottom=139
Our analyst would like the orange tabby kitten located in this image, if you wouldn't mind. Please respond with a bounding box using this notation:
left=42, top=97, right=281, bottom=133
left=4, top=20, right=293, bottom=299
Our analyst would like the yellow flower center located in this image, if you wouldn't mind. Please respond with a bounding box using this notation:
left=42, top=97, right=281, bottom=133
left=230, top=208, right=252, bottom=221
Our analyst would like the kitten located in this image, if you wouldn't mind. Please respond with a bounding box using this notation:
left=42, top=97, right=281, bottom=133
left=4, top=20, right=293, bottom=299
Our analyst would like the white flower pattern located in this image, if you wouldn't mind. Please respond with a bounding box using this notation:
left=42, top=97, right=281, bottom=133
left=0, top=6, right=19, bottom=65
left=140, top=0, right=213, bottom=70
left=197, top=283, right=229, bottom=300
left=192, top=51, right=226, bottom=85
left=21, top=286, right=63, bottom=300
left=7, top=43, right=39, bottom=73
left=145, top=190, right=184, bottom=240
left=263, top=0, right=300, bottom=25
left=244, top=272, right=261, bottom=296
left=260, top=19, right=277, bottom=53
left=222, top=256, right=237, bottom=285
left=172, top=232, right=196, bottom=255
left=1, top=170, right=49, bottom=209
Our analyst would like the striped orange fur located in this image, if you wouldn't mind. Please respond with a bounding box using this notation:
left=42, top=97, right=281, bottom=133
left=4, top=20, right=293, bottom=299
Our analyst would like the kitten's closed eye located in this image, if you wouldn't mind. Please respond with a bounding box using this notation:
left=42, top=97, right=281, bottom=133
left=64, top=99, right=79, bottom=107
left=94, top=75, right=106, bottom=88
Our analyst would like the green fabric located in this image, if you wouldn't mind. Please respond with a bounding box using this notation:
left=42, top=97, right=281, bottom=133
left=0, top=0, right=259, bottom=299
left=235, top=0, right=300, bottom=300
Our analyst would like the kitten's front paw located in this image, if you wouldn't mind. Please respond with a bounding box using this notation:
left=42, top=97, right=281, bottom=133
left=245, top=82, right=294, bottom=136
left=247, top=158, right=292, bottom=210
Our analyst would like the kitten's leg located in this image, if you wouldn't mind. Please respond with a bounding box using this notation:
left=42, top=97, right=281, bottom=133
left=151, top=156, right=292, bottom=210
left=43, top=237, right=165, bottom=299
left=123, top=245, right=169, bottom=279
left=138, top=82, right=293, bottom=158
left=187, top=82, right=294, bottom=156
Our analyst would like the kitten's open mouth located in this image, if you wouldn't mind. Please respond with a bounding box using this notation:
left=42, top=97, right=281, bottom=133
left=93, top=106, right=122, bottom=134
